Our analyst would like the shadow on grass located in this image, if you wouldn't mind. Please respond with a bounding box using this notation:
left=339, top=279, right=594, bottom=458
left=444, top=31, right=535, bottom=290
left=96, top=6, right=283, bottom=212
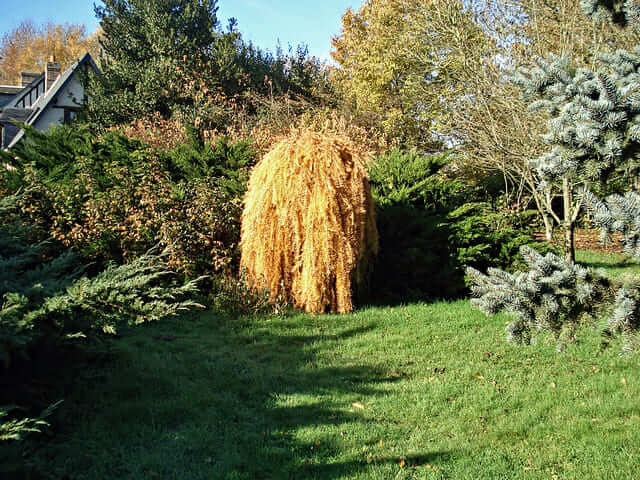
left=22, top=311, right=452, bottom=480
left=578, top=259, right=636, bottom=269
left=293, top=452, right=454, bottom=479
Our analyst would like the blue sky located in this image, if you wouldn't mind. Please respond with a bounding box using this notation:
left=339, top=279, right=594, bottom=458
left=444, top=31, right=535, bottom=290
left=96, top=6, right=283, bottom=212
left=0, top=0, right=364, bottom=61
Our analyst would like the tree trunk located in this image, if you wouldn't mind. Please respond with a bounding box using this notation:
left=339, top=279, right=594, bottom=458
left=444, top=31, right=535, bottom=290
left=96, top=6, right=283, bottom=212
left=562, top=177, right=575, bottom=262
left=564, top=222, right=575, bottom=262
left=543, top=213, right=553, bottom=242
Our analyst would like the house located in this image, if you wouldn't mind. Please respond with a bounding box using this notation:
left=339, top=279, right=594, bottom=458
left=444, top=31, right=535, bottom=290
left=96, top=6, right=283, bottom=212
left=0, top=53, right=97, bottom=150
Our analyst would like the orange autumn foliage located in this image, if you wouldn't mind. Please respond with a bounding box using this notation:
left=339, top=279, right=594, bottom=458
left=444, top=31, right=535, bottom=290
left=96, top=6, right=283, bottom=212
left=240, top=128, right=378, bottom=314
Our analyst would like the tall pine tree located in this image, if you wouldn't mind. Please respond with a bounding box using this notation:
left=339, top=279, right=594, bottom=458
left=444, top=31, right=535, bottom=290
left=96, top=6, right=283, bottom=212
left=88, top=0, right=223, bottom=125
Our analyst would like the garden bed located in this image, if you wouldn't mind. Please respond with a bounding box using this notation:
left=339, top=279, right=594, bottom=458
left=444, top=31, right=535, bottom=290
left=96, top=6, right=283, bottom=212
left=534, top=228, right=624, bottom=253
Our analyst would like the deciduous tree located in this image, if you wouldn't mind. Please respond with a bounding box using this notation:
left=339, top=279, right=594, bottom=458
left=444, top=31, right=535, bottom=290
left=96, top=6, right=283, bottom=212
left=0, top=21, right=98, bottom=84
left=330, top=0, right=491, bottom=152
left=455, top=0, right=639, bottom=244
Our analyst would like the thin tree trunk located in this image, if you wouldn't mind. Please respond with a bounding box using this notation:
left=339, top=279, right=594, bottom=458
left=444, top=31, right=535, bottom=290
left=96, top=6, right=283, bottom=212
left=562, top=177, right=575, bottom=262
left=564, top=223, right=575, bottom=262
left=530, top=185, right=555, bottom=243
left=543, top=213, right=553, bottom=242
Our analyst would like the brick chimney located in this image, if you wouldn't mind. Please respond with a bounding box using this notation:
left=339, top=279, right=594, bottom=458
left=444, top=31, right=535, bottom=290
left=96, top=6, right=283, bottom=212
left=20, top=71, right=40, bottom=87
left=45, top=56, right=61, bottom=92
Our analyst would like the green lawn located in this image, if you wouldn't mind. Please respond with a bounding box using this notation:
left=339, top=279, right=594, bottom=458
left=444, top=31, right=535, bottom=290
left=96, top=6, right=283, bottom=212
left=27, top=250, right=640, bottom=479
left=576, top=249, right=640, bottom=278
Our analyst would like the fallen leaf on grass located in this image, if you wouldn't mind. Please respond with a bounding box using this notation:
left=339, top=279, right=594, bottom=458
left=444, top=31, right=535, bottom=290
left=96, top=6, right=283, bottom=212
left=473, top=374, right=485, bottom=380
left=398, top=457, right=406, bottom=468
left=621, top=377, right=627, bottom=386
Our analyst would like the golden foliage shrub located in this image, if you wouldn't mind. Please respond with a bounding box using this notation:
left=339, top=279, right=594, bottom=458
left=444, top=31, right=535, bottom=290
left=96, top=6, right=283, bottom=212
left=240, top=129, right=378, bottom=314
left=114, top=114, right=189, bottom=150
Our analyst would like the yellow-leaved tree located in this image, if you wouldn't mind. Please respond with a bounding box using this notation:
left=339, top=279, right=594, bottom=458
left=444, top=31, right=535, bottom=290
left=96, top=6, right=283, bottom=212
left=0, top=21, right=100, bottom=84
left=240, top=128, right=378, bottom=314
left=330, top=0, right=491, bottom=152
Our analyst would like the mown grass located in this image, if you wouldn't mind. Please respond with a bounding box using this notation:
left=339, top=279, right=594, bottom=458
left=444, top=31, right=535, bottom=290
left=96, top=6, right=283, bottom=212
left=27, top=250, right=640, bottom=479
left=576, top=249, right=640, bottom=278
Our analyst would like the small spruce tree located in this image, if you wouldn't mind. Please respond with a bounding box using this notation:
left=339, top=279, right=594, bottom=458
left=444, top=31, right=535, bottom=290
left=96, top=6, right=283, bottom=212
left=467, top=246, right=612, bottom=350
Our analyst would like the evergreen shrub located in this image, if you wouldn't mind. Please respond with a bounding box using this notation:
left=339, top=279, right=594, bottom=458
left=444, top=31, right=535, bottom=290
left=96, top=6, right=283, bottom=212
left=467, top=246, right=613, bottom=350
left=369, top=149, right=547, bottom=300
left=0, top=196, right=203, bottom=368
left=0, top=191, right=204, bottom=464
left=0, top=126, right=254, bottom=279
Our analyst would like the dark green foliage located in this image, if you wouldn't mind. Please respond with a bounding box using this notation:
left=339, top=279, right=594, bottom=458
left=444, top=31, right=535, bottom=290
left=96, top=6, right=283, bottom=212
left=368, top=149, right=544, bottom=301
left=0, top=124, right=150, bottom=190
left=166, top=135, right=257, bottom=197
left=0, top=201, right=203, bottom=368
left=0, top=403, right=56, bottom=442
left=227, top=38, right=331, bottom=101
left=368, top=149, right=464, bottom=210
left=0, top=191, right=203, bottom=459
left=91, top=0, right=222, bottom=124
left=371, top=203, right=459, bottom=299
left=88, top=0, right=330, bottom=127
left=581, top=0, right=634, bottom=27
left=445, top=204, right=552, bottom=274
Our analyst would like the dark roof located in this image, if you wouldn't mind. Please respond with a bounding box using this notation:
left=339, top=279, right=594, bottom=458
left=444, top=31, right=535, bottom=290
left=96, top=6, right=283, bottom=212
left=4, top=73, right=45, bottom=110
left=0, top=86, right=25, bottom=109
left=0, top=108, right=35, bottom=149
left=0, top=107, right=34, bottom=123
left=0, top=86, right=23, bottom=95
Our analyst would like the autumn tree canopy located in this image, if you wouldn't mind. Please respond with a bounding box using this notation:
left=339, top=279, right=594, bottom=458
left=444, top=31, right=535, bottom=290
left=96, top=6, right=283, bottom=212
left=0, top=21, right=99, bottom=85
left=330, top=0, right=492, bottom=152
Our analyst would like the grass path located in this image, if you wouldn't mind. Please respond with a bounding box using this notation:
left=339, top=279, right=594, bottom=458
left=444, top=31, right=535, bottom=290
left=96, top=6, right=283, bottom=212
left=34, top=299, right=640, bottom=479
